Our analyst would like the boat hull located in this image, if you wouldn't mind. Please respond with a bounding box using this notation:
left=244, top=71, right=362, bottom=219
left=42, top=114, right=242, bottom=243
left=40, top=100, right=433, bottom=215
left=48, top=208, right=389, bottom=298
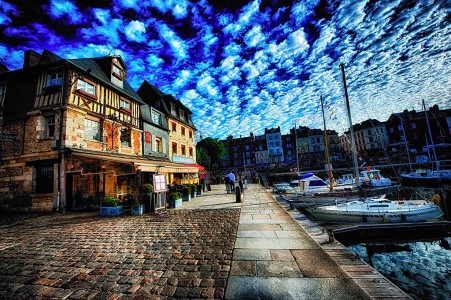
left=306, top=205, right=443, bottom=223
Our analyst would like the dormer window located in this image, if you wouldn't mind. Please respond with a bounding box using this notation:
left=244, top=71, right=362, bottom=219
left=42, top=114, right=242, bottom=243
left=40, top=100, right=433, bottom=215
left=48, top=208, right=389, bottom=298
left=43, top=70, right=63, bottom=93
left=112, top=64, right=125, bottom=80
left=47, top=70, right=63, bottom=87
left=111, top=62, right=125, bottom=88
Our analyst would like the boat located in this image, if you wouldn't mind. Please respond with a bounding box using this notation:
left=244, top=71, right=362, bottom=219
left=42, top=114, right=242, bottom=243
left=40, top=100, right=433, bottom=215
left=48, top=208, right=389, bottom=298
left=289, top=173, right=331, bottom=194
left=399, top=169, right=451, bottom=187
left=305, top=196, right=444, bottom=223
left=398, top=100, right=451, bottom=187
left=359, top=169, right=392, bottom=187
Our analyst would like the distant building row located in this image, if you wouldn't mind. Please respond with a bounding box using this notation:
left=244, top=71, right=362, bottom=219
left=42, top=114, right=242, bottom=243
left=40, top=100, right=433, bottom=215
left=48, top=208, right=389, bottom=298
left=220, top=105, right=451, bottom=172
left=0, top=49, right=200, bottom=211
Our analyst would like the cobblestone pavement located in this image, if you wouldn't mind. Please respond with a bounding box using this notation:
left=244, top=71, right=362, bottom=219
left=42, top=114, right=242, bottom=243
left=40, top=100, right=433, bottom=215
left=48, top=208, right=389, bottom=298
left=0, top=208, right=240, bottom=299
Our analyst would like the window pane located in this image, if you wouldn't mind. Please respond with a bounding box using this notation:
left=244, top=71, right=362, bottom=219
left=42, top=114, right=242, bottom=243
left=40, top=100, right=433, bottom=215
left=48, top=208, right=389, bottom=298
left=84, top=119, right=100, bottom=141
left=47, top=116, right=55, bottom=138
left=36, top=165, right=53, bottom=194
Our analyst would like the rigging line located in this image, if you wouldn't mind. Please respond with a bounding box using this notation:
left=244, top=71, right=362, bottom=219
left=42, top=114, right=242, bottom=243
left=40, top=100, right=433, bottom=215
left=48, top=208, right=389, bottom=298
left=430, top=109, right=451, bottom=141
left=360, top=96, right=401, bottom=179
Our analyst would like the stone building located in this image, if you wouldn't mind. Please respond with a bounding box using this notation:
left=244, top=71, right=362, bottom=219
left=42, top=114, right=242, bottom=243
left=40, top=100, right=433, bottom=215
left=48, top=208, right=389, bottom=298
left=0, top=49, right=199, bottom=212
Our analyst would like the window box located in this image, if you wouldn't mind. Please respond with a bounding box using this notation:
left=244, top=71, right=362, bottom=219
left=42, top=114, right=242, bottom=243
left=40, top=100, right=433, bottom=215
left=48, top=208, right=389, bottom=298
left=42, top=85, right=61, bottom=93
left=76, top=89, right=98, bottom=101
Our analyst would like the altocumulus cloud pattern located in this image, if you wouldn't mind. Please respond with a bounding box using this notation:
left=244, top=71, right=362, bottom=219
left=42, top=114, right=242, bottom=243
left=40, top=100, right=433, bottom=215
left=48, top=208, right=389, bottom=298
left=1, top=0, right=450, bottom=139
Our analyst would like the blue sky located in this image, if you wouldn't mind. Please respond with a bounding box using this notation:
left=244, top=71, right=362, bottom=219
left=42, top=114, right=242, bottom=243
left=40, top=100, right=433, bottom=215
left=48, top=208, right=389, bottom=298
left=1, top=0, right=450, bottom=140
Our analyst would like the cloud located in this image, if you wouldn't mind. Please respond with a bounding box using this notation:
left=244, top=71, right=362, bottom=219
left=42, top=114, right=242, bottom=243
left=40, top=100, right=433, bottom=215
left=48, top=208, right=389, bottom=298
left=0, top=0, right=18, bottom=26
left=157, top=23, right=187, bottom=60
left=47, top=0, right=83, bottom=24
left=80, top=9, right=122, bottom=46
left=124, top=20, right=147, bottom=43
left=244, top=25, right=265, bottom=48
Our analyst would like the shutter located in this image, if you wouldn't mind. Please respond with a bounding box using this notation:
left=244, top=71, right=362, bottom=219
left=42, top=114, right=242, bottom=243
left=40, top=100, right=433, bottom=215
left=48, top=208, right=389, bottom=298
left=152, top=135, right=156, bottom=152
left=162, top=138, right=166, bottom=154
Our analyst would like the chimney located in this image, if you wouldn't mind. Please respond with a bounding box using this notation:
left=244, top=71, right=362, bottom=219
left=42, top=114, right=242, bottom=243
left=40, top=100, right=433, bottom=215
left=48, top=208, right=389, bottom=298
left=23, top=50, right=41, bottom=68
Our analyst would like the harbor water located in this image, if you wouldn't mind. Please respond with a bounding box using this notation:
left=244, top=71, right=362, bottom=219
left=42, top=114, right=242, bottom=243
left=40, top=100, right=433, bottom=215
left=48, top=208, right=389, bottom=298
left=347, top=237, right=451, bottom=300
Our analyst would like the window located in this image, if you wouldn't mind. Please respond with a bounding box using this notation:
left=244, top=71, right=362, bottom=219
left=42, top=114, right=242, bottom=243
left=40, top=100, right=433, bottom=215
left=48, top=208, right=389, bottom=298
left=170, top=102, right=176, bottom=115
left=179, top=108, right=186, bottom=121
left=152, top=111, right=162, bottom=125
left=155, top=137, right=163, bottom=152
left=47, top=70, right=63, bottom=87
left=181, top=145, right=186, bottom=155
left=35, top=165, right=53, bottom=194
left=189, top=131, right=193, bottom=139
left=171, top=122, right=177, bottom=132
left=172, top=142, right=177, bottom=154
left=84, top=119, right=101, bottom=141
left=77, top=79, right=96, bottom=95
left=46, top=116, right=55, bottom=138
left=120, top=127, right=131, bottom=147
left=112, top=64, right=125, bottom=79
left=189, top=147, right=193, bottom=156
left=120, top=99, right=131, bottom=111
left=181, top=127, right=185, bottom=135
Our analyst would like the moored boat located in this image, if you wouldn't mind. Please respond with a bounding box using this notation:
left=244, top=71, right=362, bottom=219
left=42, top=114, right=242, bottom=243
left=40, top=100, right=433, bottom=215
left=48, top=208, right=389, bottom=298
left=305, top=196, right=443, bottom=223
left=399, top=169, right=451, bottom=187
left=359, top=169, right=392, bottom=187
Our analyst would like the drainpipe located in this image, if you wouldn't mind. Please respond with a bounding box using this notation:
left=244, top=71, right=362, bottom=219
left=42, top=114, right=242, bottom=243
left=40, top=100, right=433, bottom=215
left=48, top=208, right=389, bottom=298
left=56, top=63, right=67, bottom=212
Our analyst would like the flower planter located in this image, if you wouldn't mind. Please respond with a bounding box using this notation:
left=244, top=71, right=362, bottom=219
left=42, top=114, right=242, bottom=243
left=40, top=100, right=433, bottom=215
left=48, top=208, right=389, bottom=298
left=183, top=194, right=191, bottom=202
left=196, top=185, right=203, bottom=196
left=131, top=205, right=144, bottom=215
left=100, top=206, right=123, bottom=217
left=169, top=198, right=183, bottom=208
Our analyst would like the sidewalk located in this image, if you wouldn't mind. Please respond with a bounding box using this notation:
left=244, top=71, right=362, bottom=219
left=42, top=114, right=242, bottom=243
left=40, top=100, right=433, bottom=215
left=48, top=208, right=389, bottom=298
left=179, top=183, right=411, bottom=299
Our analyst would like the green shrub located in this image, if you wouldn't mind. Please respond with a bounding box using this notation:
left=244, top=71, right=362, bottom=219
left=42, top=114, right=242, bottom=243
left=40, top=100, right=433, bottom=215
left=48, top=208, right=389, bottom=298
left=125, top=194, right=140, bottom=207
left=102, top=196, right=121, bottom=207
left=141, top=183, right=153, bottom=193
left=169, top=191, right=182, bottom=201
left=182, top=185, right=191, bottom=195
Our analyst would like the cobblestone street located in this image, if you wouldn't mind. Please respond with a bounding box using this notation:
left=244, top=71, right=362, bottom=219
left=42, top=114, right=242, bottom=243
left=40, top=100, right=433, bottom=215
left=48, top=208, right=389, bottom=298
left=0, top=209, right=240, bottom=299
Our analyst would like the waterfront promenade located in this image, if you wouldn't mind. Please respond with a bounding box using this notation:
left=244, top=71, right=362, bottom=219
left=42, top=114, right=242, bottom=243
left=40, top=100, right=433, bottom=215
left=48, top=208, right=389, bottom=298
left=0, top=184, right=410, bottom=299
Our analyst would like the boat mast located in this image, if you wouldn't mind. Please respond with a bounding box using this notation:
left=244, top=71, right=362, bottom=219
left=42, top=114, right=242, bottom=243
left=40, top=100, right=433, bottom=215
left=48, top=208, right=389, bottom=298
left=320, top=94, right=334, bottom=192
left=340, top=63, right=360, bottom=187
left=399, top=116, right=413, bottom=172
left=423, top=99, right=438, bottom=169
left=294, top=121, right=300, bottom=173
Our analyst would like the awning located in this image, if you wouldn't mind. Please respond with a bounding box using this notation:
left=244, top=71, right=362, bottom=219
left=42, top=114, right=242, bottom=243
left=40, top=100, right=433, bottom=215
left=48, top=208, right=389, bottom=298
left=66, top=149, right=201, bottom=174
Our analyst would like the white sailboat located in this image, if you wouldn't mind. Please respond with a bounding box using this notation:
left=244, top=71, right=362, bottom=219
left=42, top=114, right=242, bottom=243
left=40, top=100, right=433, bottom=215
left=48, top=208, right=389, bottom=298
left=306, top=196, right=443, bottom=223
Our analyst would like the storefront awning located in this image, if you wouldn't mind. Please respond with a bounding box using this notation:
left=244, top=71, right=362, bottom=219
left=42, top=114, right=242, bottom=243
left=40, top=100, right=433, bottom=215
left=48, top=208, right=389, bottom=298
left=66, top=149, right=202, bottom=174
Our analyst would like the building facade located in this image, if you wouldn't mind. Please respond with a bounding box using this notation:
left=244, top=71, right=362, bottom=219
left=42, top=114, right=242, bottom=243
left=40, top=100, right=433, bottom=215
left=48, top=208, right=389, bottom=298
left=0, top=50, right=199, bottom=212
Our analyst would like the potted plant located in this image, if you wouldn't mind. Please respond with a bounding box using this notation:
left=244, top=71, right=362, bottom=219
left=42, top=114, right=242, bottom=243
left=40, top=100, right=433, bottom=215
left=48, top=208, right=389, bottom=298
left=100, top=196, right=122, bottom=217
left=169, top=191, right=183, bottom=208
left=181, top=185, right=191, bottom=201
left=190, top=184, right=197, bottom=198
left=128, top=194, right=144, bottom=216
left=140, top=183, right=153, bottom=213
left=196, top=183, right=203, bottom=196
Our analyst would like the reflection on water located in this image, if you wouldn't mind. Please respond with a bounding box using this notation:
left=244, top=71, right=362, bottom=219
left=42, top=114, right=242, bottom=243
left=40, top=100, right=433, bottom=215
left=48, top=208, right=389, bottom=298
left=348, top=237, right=451, bottom=300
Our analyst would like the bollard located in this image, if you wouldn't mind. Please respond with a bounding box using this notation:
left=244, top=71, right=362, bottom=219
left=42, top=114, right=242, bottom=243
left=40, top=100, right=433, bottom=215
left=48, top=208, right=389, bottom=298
left=239, top=180, right=244, bottom=194
left=236, top=186, right=243, bottom=203
left=287, top=200, right=294, bottom=210
left=326, top=228, right=335, bottom=243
